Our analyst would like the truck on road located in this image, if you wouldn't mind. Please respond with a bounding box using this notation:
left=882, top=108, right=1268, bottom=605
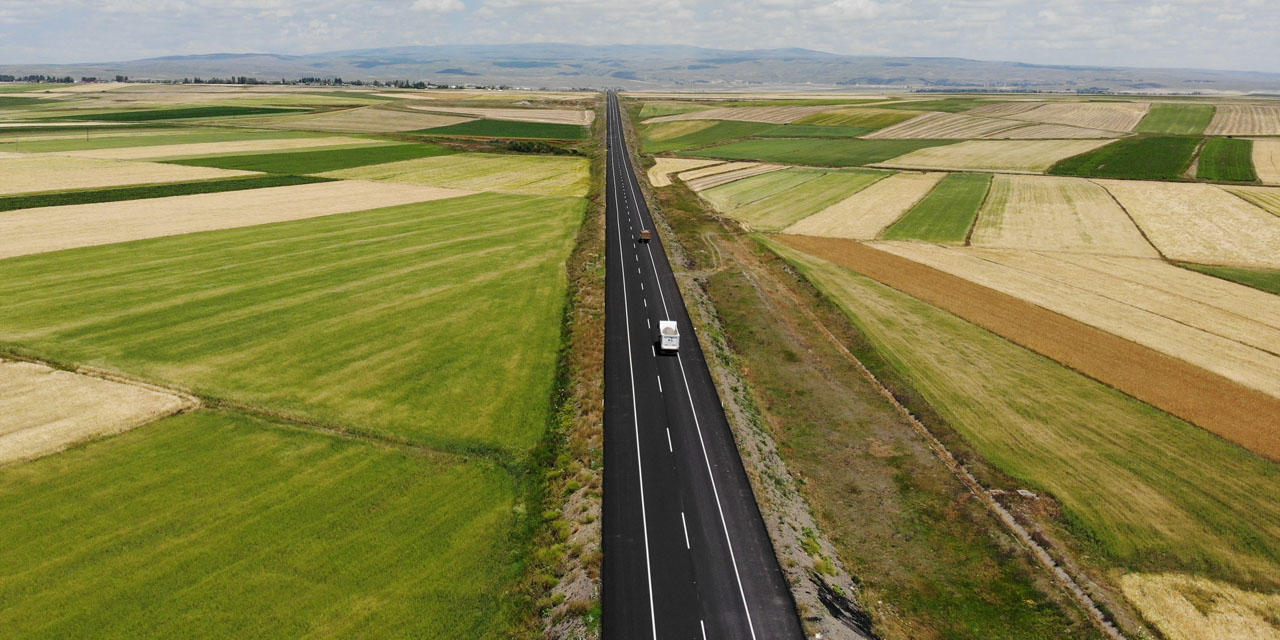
left=639, top=229, right=651, bottom=243
left=659, top=320, right=680, bottom=352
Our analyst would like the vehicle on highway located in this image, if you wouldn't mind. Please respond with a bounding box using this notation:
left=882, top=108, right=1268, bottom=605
left=659, top=320, right=680, bottom=352
left=639, top=229, right=652, bottom=243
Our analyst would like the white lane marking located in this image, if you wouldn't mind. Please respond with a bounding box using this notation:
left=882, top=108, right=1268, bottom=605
left=643, top=298, right=647, bottom=308
left=608, top=93, right=659, bottom=640
left=666, top=427, right=673, bottom=452
left=615, top=124, right=673, bottom=321
left=641, top=282, right=644, bottom=291
left=647, top=317, right=651, bottom=329
left=681, top=511, right=691, bottom=549
left=701, top=620, right=708, bottom=640
left=657, top=376, right=662, bottom=393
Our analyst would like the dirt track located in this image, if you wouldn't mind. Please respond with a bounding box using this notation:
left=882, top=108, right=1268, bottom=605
left=776, top=235, right=1280, bottom=462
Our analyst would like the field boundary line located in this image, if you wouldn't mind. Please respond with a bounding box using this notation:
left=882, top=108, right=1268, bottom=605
left=963, top=172, right=996, bottom=246
left=1090, top=179, right=1168, bottom=260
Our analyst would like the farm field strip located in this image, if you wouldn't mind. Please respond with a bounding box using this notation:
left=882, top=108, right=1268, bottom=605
left=165, top=143, right=453, bottom=174
left=415, top=119, right=588, bottom=140
left=970, top=175, right=1159, bottom=257
left=1120, top=573, right=1280, bottom=640
left=1049, top=136, right=1200, bottom=181
left=765, top=235, right=1280, bottom=593
left=0, top=359, right=193, bottom=465
left=1205, top=104, right=1280, bottom=136
left=1195, top=138, right=1257, bottom=182
left=643, top=104, right=835, bottom=124
left=0, top=180, right=472, bottom=259
left=1252, top=139, right=1280, bottom=184
left=0, top=129, right=321, bottom=153
left=1135, top=103, right=1216, bottom=135
left=321, top=152, right=590, bottom=197
left=638, top=101, right=712, bottom=119
left=981, top=123, right=1124, bottom=139
left=641, top=120, right=776, bottom=153
left=408, top=105, right=593, bottom=125
left=715, top=170, right=887, bottom=231
left=1224, top=185, right=1280, bottom=217
left=1098, top=179, right=1280, bottom=269
left=683, top=163, right=784, bottom=190
left=863, top=112, right=1026, bottom=139
left=867, top=241, right=1280, bottom=398
left=646, top=157, right=722, bottom=187
left=0, top=155, right=254, bottom=195
left=882, top=172, right=991, bottom=243
left=257, top=106, right=474, bottom=132
left=0, top=175, right=330, bottom=212
left=699, top=167, right=830, bottom=211
left=643, top=119, right=715, bottom=142
left=794, top=107, right=923, bottom=129
left=962, top=101, right=1045, bottom=118
left=970, top=101, right=1150, bottom=132
left=875, top=139, right=1111, bottom=173
left=675, top=160, right=758, bottom=182
left=690, top=137, right=956, bottom=167
left=45, top=136, right=384, bottom=160
left=783, top=171, right=944, bottom=238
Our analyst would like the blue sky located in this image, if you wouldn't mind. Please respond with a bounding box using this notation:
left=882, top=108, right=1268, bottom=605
left=1, top=0, right=1277, bottom=72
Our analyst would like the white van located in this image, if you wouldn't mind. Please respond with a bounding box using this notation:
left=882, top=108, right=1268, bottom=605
left=659, top=321, right=679, bottom=352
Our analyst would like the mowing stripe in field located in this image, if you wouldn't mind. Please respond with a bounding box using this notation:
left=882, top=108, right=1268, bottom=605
left=166, top=142, right=454, bottom=174
left=0, top=175, right=332, bottom=213
left=881, top=172, right=991, bottom=243
left=0, top=155, right=255, bottom=196
left=321, top=152, right=591, bottom=197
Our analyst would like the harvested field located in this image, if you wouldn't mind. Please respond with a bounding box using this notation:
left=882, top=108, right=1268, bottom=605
left=268, top=106, right=472, bottom=132
left=0, top=180, right=470, bottom=259
left=1205, top=104, right=1280, bottom=136
left=978, top=101, right=1149, bottom=132
left=766, top=235, right=1280, bottom=591
left=963, top=101, right=1044, bottom=118
left=1225, top=185, right=1280, bottom=217
left=793, top=107, right=923, bottom=129
left=1119, top=574, right=1280, bottom=640
left=638, top=101, right=711, bottom=119
left=1099, top=180, right=1280, bottom=269
left=676, top=161, right=758, bottom=182
left=644, top=120, right=715, bottom=142
left=783, top=172, right=944, bottom=238
left=53, top=136, right=381, bottom=160
left=0, top=359, right=191, bottom=465
left=1253, top=140, right=1280, bottom=185
left=0, top=129, right=316, bottom=153
left=167, top=143, right=452, bottom=174
left=647, top=158, right=722, bottom=187
left=981, top=123, right=1124, bottom=139
left=876, top=139, right=1111, bottom=173
left=641, top=121, right=776, bottom=153
left=408, top=105, right=593, bottom=125
left=971, top=175, right=1158, bottom=257
left=1183, top=263, right=1280, bottom=297
left=700, top=168, right=829, bottom=212
left=0, top=155, right=252, bottom=195
left=882, top=172, right=991, bottom=242
left=322, top=152, right=590, bottom=197
left=690, top=138, right=955, bottom=167
left=644, top=105, right=835, bottom=124
left=0, top=175, right=328, bottom=212
left=1135, top=103, right=1216, bottom=135
left=864, top=112, right=1025, bottom=139
left=683, top=163, right=784, bottom=191
left=713, top=170, right=886, bottom=231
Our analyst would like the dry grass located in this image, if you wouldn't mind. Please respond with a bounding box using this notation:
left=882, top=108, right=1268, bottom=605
left=1226, top=185, right=1280, bottom=217
left=875, top=139, right=1112, bottom=173
left=964, top=101, right=1046, bottom=118
left=864, top=112, right=1026, bottom=139
left=260, top=107, right=473, bottom=132
left=1119, top=573, right=1280, bottom=640
left=1205, top=105, right=1280, bottom=136
left=51, top=136, right=379, bottom=160
left=0, top=359, right=191, bottom=465
left=1254, top=140, right=1280, bottom=185
left=971, top=175, right=1158, bottom=257
left=869, top=242, right=1280, bottom=401
left=676, top=161, right=758, bottom=182
left=970, top=101, right=1150, bottom=132
left=0, top=155, right=253, bottom=195
left=982, top=123, right=1125, bottom=139
left=1098, top=180, right=1280, bottom=269
left=684, top=163, right=785, bottom=191
left=646, top=158, right=722, bottom=187
left=782, top=172, right=945, bottom=238
left=407, top=105, right=593, bottom=125
left=0, top=180, right=471, bottom=259
left=643, top=105, right=836, bottom=124
left=322, top=152, right=590, bottom=197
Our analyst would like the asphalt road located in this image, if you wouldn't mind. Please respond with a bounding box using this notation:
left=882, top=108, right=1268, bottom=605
left=601, top=91, right=806, bottom=640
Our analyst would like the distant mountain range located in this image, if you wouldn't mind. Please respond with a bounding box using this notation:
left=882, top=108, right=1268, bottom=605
left=5, top=44, right=1280, bottom=93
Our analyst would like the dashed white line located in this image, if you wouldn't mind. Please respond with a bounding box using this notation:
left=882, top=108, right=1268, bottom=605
left=700, top=620, right=708, bottom=640
left=666, top=427, right=673, bottom=452
left=657, top=376, right=662, bottom=393
left=681, top=511, right=691, bottom=549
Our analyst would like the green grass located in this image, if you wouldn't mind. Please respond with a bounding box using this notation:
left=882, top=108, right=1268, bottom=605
left=49, top=105, right=308, bottom=122
left=638, top=102, right=711, bottom=119
left=688, top=138, right=955, bottom=167
left=416, top=119, right=586, bottom=140
left=0, top=410, right=521, bottom=639
left=0, top=175, right=332, bottom=212
left=765, top=237, right=1280, bottom=591
left=641, top=120, right=777, bottom=153
left=707, top=169, right=886, bottom=231
left=0, top=192, right=585, bottom=458
left=1196, top=138, right=1258, bottom=182
left=1049, top=136, right=1200, bottom=180
left=0, top=129, right=320, bottom=153
left=882, top=173, right=992, bottom=242
left=755, top=124, right=874, bottom=138
left=1135, top=103, right=1215, bottom=135
left=0, top=96, right=46, bottom=108
left=794, top=108, right=922, bottom=129
left=1179, top=263, right=1280, bottom=296
left=323, top=152, right=591, bottom=197
left=167, top=143, right=453, bottom=174
left=877, top=98, right=988, bottom=113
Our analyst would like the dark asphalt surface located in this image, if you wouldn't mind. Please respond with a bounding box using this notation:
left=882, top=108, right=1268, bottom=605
left=601, top=91, right=806, bottom=640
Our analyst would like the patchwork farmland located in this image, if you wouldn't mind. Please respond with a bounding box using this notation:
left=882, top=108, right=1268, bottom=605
left=0, top=83, right=600, bottom=638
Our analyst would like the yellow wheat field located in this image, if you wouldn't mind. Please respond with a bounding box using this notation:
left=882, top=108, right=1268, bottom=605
left=863, top=112, right=1026, bottom=139
left=52, top=136, right=381, bottom=160
left=1225, top=185, right=1280, bottom=217
left=408, top=105, right=593, bottom=125
left=971, top=175, right=1158, bottom=257
left=970, top=101, right=1149, bottom=132
left=684, top=163, right=786, bottom=191
left=875, top=139, right=1112, bottom=173
left=782, top=172, right=945, bottom=239
left=1098, top=180, right=1280, bottom=269
left=643, top=105, right=837, bottom=124
left=0, top=156, right=254, bottom=195
left=1253, top=140, right=1280, bottom=185
left=647, top=158, right=722, bottom=187
left=1120, top=574, right=1280, bottom=640
left=982, top=123, right=1125, bottom=139
left=1205, top=105, right=1280, bottom=136
left=869, top=241, right=1280, bottom=399
left=0, top=359, right=193, bottom=465
left=644, top=120, right=716, bottom=141
left=964, top=101, right=1046, bottom=118
left=0, top=181, right=471, bottom=259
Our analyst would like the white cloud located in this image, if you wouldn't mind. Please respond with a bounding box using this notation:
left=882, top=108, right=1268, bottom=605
left=411, top=0, right=465, bottom=12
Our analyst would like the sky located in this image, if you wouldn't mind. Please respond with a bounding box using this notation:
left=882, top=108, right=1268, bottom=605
left=1, top=0, right=1278, bottom=73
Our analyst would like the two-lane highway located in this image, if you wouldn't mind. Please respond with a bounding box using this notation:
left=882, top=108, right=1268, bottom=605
left=601, top=91, right=805, bottom=640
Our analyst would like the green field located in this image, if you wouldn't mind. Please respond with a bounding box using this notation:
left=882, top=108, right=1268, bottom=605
left=168, top=142, right=453, bottom=174
left=1134, top=103, right=1215, bottom=135
left=755, top=124, right=874, bottom=138
left=49, top=105, right=309, bottom=122
left=794, top=108, right=922, bottom=129
left=688, top=138, right=954, bottom=167
left=765, top=237, right=1280, bottom=591
left=0, top=129, right=320, bottom=153
left=417, top=118, right=586, bottom=140
left=1049, top=136, right=1200, bottom=180
left=1196, top=138, right=1258, bottom=182
left=1180, top=263, right=1280, bottom=296
left=638, top=102, right=711, bottom=119
left=707, top=169, right=886, bottom=231
left=641, top=120, right=776, bottom=153
left=0, top=175, right=331, bottom=212
left=0, top=192, right=585, bottom=457
left=0, top=410, right=520, bottom=639
left=882, top=172, right=992, bottom=242
left=323, top=152, right=591, bottom=197
left=0, top=96, right=47, bottom=108
left=878, top=98, right=988, bottom=113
